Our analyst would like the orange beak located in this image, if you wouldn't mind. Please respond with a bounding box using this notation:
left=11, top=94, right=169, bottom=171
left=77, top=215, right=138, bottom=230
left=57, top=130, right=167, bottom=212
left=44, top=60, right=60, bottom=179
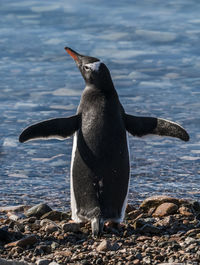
left=64, top=47, right=79, bottom=61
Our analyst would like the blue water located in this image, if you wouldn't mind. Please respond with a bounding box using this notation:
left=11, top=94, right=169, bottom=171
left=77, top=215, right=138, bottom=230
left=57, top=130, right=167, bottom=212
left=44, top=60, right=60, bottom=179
left=0, top=0, right=199, bottom=210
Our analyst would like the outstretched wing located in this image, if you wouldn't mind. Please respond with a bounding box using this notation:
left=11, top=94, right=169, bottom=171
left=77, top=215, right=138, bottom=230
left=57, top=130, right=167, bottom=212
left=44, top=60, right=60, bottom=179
left=124, top=114, right=189, bottom=141
left=19, top=114, right=81, bottom=143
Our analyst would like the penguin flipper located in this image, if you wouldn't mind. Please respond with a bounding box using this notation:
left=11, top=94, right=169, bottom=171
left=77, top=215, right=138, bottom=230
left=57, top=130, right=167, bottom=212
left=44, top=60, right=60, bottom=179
left=125, top=114, right=189, bottom=141
left=19, top=115, right=81, bottom=143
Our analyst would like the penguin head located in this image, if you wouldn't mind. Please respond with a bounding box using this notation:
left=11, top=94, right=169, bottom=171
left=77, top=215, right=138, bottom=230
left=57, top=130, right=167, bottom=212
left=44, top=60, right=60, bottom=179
left=65, top=47, right=114, bottom=89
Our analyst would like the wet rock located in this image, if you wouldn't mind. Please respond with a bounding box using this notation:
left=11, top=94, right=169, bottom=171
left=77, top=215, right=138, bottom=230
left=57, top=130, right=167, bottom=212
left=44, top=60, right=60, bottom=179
left=5, top=235, right=37, bottom=248
left=62, top=222, right=80, bottom=233
left=36, top=259, right=51, bottom=265
left=25, top=204, right=52, bottom=219
left=153, top=203, right=178, bottom=217
left=140, top=196, right=179, bottom=211
left=40, top=211, right=62, bottom=221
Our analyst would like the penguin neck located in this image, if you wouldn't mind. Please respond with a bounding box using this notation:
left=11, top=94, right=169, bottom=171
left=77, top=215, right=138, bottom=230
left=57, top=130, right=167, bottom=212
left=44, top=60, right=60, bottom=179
left=85, top=72, right=116, bottom=95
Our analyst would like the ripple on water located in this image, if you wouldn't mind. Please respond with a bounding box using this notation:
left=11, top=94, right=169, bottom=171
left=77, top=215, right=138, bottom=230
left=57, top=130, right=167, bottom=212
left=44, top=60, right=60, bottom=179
left=0, top=0, right=199, bottom=208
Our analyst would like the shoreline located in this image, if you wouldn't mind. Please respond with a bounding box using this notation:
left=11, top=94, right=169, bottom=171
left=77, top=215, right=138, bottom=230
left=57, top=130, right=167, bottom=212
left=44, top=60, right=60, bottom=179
left=0, top=195, right=200, bottom=265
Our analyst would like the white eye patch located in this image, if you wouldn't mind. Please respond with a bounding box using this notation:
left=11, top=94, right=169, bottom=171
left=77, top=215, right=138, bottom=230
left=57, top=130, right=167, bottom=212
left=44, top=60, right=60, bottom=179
left=84, top=61, right=101, bottom=71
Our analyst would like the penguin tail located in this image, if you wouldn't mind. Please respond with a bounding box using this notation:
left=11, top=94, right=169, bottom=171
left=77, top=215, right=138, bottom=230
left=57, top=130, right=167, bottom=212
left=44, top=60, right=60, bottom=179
left=80, top=207, right=104, bottom=237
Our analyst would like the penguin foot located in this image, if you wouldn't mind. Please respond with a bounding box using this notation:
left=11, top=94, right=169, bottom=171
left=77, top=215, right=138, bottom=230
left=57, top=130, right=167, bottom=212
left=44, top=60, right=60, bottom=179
left=91, top=217, right=104, bottom=238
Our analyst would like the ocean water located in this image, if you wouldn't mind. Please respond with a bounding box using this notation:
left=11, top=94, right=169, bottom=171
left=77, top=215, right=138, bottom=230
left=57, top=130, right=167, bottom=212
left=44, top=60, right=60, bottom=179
left=0, top=0, right=199, bottom=210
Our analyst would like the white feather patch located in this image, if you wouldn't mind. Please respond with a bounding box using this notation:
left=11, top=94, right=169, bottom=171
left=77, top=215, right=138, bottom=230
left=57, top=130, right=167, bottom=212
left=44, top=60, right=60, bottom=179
left=85, top=61, right=101, bottom=71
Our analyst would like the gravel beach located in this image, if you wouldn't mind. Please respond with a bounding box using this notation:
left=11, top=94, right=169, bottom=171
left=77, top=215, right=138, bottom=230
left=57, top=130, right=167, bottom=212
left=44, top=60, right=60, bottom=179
left=0, top=195, right=200, bottom=265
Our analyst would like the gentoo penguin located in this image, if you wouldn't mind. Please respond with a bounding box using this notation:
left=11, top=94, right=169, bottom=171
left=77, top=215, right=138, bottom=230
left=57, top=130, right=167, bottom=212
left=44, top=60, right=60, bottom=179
left=19, top=47, right=189, bottom=236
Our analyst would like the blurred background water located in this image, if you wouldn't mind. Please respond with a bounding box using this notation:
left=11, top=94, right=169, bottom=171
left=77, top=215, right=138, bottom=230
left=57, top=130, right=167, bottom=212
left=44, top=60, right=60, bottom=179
left=0, top=0, right=199, bottom=210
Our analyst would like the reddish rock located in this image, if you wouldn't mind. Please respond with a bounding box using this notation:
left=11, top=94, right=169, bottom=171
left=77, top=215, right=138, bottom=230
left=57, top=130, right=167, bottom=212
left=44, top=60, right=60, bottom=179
left=153, top=202, right=178, bottom=217
left=5, top=235, right=37, bottom=248
left=140, top=196, right=179, bottom=211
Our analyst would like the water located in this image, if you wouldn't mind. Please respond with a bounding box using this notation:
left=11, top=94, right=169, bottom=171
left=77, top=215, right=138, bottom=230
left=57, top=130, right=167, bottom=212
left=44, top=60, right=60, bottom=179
left=0, top=0, right=199, bottom=210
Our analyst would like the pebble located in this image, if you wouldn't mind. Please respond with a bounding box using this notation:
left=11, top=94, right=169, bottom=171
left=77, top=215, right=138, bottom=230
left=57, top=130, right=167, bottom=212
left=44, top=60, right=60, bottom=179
left=96, top=239, right=112, bottom=252
left=1, top=197, right=200, bottom=265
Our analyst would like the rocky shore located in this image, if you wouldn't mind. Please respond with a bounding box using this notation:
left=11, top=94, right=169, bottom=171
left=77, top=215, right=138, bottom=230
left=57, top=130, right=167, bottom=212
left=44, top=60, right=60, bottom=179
left=0, top=195, right=200, bottom=265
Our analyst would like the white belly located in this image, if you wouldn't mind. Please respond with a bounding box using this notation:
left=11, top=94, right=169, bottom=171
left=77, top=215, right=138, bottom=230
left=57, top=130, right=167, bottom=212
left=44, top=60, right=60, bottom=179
left=70, top=133, right=82, bottom=222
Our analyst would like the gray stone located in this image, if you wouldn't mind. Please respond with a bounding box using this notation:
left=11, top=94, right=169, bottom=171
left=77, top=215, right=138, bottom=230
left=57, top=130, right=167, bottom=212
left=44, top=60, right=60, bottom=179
left=0, top=258, right=31, bottom=265
left=62, top=222, right=80, bottom=233
left=25, top=204, right=52, bottom=219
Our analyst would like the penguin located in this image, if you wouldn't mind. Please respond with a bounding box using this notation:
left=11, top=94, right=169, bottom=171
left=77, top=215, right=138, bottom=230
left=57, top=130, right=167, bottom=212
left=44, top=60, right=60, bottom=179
left=19, top=47, right=189, bottom=236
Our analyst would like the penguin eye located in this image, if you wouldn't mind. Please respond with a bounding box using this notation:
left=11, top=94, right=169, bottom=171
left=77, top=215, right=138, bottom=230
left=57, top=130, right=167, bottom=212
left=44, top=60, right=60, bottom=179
left=83, top=65, right=91, bottom=72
